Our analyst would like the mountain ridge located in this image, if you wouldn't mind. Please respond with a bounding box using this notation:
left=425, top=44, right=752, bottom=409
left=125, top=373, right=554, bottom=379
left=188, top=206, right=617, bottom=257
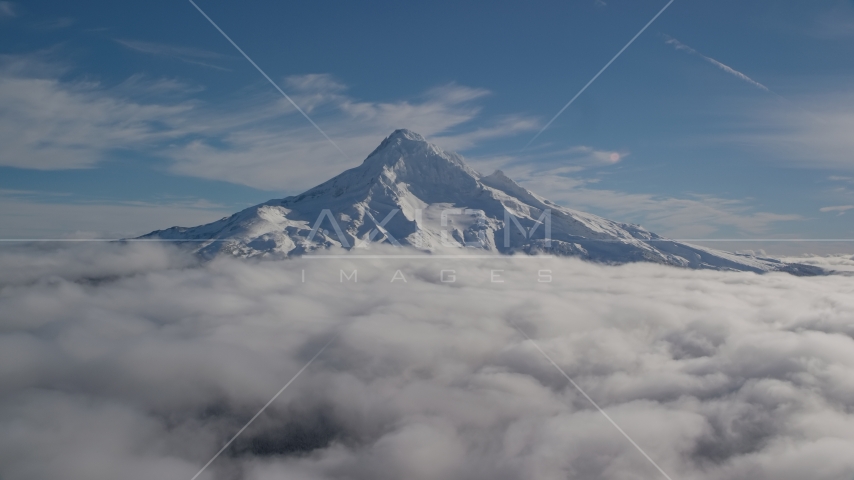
left=140, top=129, right=823, bottom=275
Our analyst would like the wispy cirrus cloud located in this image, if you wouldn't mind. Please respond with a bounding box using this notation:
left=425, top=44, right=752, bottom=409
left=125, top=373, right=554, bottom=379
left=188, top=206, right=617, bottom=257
left=529, top=145, right=627, bottom=167
left=663, top=35, right=770, bottom=92
left=457, top=143, right=798, bottom=240
left=285, top=73, right=347, bottom=95
left=34, top=17, right=74, bottom=30
left=433, top=115, right=540, bottom=151
left=820, top=205, right=854, bottom=215
left=726, top=90, right=854, bottom=172
left=0, top=53, right=538, bottom=190
left=115, top=39, right=231, bottom=71
left=809, top=0, right=854, bottom=38
left=492, top=164, right=802, bottom=238
left=661, top=35, right=854, bottom=173
left=113, top=73, right=205, bottom=97
left=168, top=78, right=537, bottom=190
left=0, top=191, right=233, bottom=239
left=0, top=51, right=808, bottom=238
left=0, top=1, right=16, bottom=18
left=0, top=54, right=200, bottom=170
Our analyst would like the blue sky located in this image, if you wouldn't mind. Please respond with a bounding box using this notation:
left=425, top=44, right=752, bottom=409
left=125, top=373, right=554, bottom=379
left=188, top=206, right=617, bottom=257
left=1, top=0, right=853, bottom=251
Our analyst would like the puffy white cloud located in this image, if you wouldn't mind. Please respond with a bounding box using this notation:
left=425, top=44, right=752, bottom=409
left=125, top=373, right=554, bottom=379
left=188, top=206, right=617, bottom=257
left=1, top=244, right=853, bottom=479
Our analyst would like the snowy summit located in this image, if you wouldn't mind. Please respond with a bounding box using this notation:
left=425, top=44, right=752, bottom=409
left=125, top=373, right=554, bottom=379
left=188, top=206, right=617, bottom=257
left=141, top=130, right=821, bottom=274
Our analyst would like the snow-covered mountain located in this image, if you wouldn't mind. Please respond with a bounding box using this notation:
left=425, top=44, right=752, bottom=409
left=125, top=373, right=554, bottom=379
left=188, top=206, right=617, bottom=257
left=141, top=129, right=821, bottom=274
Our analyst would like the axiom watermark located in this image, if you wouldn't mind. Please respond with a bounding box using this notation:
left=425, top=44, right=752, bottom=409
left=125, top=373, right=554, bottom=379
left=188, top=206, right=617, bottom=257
left=289, top=267, right=555, bottom=285
left=304, top=207, right=552, bottom=251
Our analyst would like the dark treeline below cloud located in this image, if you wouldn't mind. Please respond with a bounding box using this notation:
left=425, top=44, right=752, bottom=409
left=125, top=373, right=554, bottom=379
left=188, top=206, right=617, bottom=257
left=1, top=244, right=853, bottom=480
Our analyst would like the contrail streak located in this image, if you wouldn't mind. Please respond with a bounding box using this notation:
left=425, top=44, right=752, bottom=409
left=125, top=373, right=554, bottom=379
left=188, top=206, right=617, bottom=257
left=188, top=0, right=350, bottom=161
left=663, top=35, right=769, bottom=92
left=525, top=0, right=676, bottom=149
left=662, top=35, right=829, bottom=126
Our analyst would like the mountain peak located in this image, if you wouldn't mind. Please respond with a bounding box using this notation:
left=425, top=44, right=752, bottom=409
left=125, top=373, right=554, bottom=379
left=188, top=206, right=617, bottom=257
left=361, top=129, right=476, bottom=176
left=388, top=129, right=426, bottom=142
left=138, top=131, right=825, bottom=275
left=362, top=129, right=432, bottom=166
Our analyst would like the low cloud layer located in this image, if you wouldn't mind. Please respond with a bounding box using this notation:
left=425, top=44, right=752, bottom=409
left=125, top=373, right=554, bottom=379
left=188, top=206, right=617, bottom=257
left=1, top=244, right=854, bottom=480
left=777, top=253, right=854, bottom=274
